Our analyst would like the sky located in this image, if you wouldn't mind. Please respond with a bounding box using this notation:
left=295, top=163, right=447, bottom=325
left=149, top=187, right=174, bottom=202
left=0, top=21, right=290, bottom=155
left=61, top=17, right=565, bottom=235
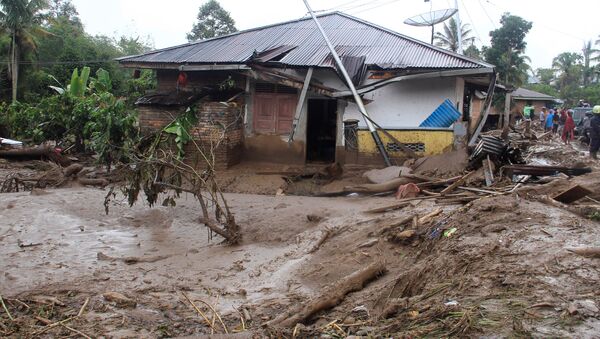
left=70, top=0, right=599, bottom=70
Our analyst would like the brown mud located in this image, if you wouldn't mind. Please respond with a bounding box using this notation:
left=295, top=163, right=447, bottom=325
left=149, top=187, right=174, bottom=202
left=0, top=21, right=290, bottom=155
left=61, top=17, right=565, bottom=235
left=2, top=135, right=600, bottom=337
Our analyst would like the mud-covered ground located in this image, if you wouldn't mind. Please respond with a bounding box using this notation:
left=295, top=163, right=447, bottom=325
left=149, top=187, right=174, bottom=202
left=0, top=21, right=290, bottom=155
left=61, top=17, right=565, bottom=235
left=2, top=136, right=600, bottom=338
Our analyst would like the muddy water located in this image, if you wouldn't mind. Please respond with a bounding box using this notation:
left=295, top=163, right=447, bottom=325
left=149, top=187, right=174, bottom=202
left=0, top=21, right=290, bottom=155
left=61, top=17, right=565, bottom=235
left=0, top=187, right=387, bottom=312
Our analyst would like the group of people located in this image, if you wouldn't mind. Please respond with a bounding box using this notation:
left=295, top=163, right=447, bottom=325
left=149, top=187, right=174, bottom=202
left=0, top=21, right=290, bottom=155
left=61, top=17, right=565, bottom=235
left=526, top=104, right=600, bottom=159
left=537, top=107, right=576, bottom=144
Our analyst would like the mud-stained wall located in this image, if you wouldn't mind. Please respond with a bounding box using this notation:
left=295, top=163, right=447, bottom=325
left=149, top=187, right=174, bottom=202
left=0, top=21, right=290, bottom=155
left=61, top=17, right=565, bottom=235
left=242, top=135, right=305, bottom=164
left=356, top=129, right=454, bottom=157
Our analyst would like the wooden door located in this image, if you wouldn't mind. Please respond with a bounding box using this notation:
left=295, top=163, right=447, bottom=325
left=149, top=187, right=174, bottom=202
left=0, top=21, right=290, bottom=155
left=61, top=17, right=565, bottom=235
left=253, top=93, right=297, bottom=134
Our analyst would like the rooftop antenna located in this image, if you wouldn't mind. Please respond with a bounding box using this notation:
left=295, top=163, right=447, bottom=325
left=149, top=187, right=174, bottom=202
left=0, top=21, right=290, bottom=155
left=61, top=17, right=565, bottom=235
left=404, top=7, right=457, bottom=45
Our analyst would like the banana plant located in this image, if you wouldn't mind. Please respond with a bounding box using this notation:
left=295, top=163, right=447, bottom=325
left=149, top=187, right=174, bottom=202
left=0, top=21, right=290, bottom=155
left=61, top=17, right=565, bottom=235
left=48, top=66, right=91, bottom=97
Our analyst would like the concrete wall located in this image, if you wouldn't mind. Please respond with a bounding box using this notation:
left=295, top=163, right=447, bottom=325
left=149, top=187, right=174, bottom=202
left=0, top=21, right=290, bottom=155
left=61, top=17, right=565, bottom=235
left=343, top=77, right=459, bottom=128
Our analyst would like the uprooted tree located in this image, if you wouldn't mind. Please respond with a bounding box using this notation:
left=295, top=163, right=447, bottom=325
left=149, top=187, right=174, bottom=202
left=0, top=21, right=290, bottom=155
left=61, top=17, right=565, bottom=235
left=104, top=108, right=241, bottom=244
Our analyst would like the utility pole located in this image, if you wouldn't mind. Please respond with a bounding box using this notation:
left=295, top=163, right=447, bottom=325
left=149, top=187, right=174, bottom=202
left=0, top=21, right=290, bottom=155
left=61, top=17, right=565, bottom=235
left=455, top=0, right=462, bottom=54
left=302, top=0, right=392, bottom=166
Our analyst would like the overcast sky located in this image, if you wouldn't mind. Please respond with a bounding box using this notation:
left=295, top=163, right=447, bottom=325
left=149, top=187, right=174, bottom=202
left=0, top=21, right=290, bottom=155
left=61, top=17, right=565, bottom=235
left=71, top=0, right=598, bottom=70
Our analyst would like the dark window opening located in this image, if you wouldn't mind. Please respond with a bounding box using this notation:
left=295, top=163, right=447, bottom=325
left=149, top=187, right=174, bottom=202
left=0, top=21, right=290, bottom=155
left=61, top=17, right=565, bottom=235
left=255, top=82, right=297, bottom=94
left=307, top=99, right=337, bottom=163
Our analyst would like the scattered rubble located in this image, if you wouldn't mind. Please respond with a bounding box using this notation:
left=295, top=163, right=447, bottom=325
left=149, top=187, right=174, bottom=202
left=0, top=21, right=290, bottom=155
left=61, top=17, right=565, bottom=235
left=2, top=125, right=600, bottom=337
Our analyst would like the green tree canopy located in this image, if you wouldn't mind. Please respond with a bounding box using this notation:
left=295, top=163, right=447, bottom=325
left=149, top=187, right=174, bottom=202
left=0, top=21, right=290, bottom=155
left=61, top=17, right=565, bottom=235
left=484, top=13, right=532, bottom=87
left=186, top=0, right=237, bottom=42
left=0, top=0, right=49, bottom=102
left=434, top=18, right=474, bottom=53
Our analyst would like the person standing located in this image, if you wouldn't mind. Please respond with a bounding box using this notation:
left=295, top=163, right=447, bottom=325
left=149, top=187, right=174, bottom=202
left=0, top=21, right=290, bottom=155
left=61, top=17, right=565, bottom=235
left=589, top=106, right=600, bottom=159
left=562, top=110, right=575, bottom=144
left=522, top=102, right=534, bottom=136
left=539, top=107, right=547, bottom=127
left=552, top=109, right=560, bottom=134
left=545, top=110, right=554, bottom=132
left=558, top=109, right=567, bottom=135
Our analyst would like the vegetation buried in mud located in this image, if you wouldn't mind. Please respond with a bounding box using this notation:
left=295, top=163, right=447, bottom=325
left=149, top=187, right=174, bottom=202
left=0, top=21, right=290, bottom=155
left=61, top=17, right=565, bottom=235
left=104, top=106, right=241, bottom=244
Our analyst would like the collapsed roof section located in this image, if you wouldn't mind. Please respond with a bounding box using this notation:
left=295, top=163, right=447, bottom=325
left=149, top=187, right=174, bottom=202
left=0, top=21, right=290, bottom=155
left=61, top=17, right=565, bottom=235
left=118, top=12, right=493, bottom=72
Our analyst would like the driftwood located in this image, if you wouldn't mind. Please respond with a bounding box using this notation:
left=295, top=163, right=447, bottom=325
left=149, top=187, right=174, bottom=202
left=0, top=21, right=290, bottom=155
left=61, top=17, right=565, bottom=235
left=267, top=261, right=386, bottom=328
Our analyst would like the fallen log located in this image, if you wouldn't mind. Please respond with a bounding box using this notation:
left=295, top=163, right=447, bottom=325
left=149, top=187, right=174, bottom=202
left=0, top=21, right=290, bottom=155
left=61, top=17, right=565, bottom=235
left=267, top=261, right=386, bottom=328
left=63, top=163, right=84, bottom=177
left=344, top=178, right=414, bottom=193
left=0, top=144, right=55, bottom=159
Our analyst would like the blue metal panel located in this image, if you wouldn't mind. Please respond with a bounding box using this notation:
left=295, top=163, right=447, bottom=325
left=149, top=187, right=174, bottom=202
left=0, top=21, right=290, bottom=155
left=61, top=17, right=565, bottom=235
left=419, top=99, right=461, bottom=128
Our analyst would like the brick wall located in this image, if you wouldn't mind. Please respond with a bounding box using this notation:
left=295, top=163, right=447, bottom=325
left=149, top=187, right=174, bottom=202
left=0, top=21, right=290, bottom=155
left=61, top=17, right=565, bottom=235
left=138, top=106, right=184, bottom=134
left=187, top=102, right=244, bottom=170
left=137, top=102, right=244, bottom=170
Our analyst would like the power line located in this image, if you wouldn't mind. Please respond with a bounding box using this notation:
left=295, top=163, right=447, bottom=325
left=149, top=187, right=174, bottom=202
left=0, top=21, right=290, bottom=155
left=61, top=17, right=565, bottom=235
left=484, top=0, right=586, bottom=41
left=0, top=59, right=117, bottom=65
left=478, top=0, right=497, bottom=29
left=318, top=0, right=370, bottom=12
left=347, top=0, right=403, bottom=15
left=461, top=0, right=483, bottom=44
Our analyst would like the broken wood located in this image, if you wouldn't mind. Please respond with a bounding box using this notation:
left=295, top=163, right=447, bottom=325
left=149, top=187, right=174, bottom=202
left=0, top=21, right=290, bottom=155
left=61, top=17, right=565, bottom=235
left=483, top=155, right=494, bottom=187
left=417, top=208, right=443, bottom=225
left=537, top=195, right=590, bottom=218
left=566, top=248, right=600, bottom=259
left=267, top=261, right=386, bottom=328
left=552, top=185, right=593, bottom=204
left=416, top=175, right=462, bottom=189
left=440, top=171, right=474, bottom=196
left=364, top=194, right=465, bottom=214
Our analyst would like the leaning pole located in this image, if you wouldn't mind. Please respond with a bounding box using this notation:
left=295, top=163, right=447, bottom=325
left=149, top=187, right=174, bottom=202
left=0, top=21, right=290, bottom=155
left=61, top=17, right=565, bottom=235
left=302, top=0, right=392, bottom=166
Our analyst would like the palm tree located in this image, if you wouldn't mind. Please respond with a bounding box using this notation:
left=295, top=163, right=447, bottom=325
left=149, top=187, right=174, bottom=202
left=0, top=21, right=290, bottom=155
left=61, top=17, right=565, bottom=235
left=582, top=40, right=597, bottom=86
left=552, top=52, right=583, bottom=87
left=0, top=0, right=48, bottom=102
left=434, top=18, right=474, bottom=53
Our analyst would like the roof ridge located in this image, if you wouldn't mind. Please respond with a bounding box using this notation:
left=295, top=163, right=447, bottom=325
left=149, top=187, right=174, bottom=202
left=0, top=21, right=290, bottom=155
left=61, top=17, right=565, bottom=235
left=332, top=11, right=493, bottom=68
left=118, top=12, right=339, bottom=62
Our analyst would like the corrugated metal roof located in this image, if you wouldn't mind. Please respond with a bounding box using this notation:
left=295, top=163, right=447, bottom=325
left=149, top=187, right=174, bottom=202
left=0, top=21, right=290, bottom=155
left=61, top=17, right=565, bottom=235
left=119, top=12, right=492, bottom=70
left=511, top=87, right=556, bottom=100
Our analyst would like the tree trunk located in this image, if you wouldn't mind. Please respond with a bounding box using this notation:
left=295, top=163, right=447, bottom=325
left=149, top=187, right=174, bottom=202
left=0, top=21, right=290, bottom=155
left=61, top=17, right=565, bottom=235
left=11, top=32, right=18, bottom=103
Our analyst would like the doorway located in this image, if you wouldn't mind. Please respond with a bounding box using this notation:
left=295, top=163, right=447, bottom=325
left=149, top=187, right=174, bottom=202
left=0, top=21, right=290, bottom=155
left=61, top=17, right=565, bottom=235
left=306, top=99, right=337, bottom=163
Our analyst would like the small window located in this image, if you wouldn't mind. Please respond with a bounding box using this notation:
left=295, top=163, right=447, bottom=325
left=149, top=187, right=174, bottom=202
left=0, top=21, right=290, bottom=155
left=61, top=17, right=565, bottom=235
left=386, top=142, right=425, bottom=153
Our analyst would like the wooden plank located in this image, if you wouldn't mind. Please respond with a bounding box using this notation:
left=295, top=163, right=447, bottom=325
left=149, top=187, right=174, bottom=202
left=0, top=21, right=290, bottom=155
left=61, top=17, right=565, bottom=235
left=288, top=67, right=313, bottom=142
left=483, top=155, right=494, bottom=187
left=440, top=171, right=475, bottom=196
left=552, top=185, right=593, bottom=204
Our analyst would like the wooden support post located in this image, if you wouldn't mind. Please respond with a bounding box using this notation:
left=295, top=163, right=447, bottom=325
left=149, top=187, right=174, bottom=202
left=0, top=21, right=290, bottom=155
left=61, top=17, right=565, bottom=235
left=288, top=67, right=313, bottom=143
left=468, top=72, right=497, bottom=147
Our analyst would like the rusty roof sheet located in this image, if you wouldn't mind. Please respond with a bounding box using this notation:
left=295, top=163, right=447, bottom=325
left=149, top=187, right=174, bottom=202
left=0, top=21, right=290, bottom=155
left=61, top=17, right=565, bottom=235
left=119, top=12, right=492, bottom=70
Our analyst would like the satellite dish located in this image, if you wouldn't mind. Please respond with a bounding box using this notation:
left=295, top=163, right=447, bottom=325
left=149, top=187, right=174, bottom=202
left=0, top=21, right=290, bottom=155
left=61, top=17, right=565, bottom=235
left=404, top=8, right=458, bottom=44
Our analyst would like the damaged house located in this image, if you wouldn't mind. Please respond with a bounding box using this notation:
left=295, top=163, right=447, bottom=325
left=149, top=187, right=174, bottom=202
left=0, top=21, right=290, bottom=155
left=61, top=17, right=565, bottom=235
left=118, top=12, right=496, bottom=168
